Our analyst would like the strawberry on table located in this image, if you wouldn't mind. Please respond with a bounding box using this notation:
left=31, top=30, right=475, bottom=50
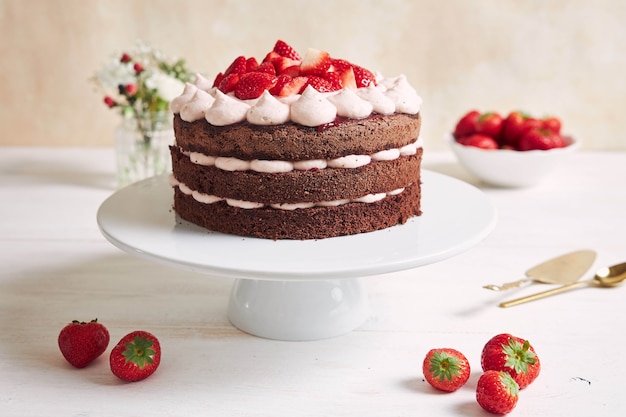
left=422, top=348, right=471, bottom=392
left=476, top=370, right=520, bottom=414
left=453, top=110, right=480, bottom=139
left=58, top=319, right=110, bottom=368
left=110, top=330, right=161, bottom=382
left=481, top=333, right=540, bottom=389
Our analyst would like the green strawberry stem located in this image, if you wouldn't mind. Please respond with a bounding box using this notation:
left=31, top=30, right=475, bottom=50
left=429, top=351, right=463, bottom=382
left=123, top=336, right=156, bottom=369
left=503, top=338, right=537, bottom=374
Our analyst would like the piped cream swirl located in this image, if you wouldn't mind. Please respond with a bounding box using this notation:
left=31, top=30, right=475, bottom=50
left=172, top=74, right=422, bottom=126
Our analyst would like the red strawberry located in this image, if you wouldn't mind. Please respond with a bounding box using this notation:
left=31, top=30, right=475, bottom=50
left=322, top=72, right=343, bottom=91
left=58, top=319, right=110, bottom=368
left=275, top=57, right=302, bottom=74
left=218, top=73, right=240, bottom=94
left=541, top=116, right=562, bottom=134
left=422, top=348, right=471, bottom=392
left=457, top=133, right=499, bottom=150
left=110, top=330, right=161, bottom=382
left=476, top=370, right=519, bottom=414
left=352, top=64, right=377, bottom=88
left=263, top=51, right=301, bottom=75
left=453, top=110, right=480, bottom=138
left=281, top=65, right=300, bottom=77
left=502, top=111, right=541, bottom=148
left=262, top=51, right=280, bottom=64
left=337, top=66, right=357, bottom=90
left=212, top=72, right=224, bottom=88
left=300, top=48, right=331, bottom=76
left=273, top=39, right=301, bottom=60
left=304, top=75, right=340, bottom=93
left=223, top=55, right=247, bottom=77
left=476, top=112, right=504, bottom=139
left=481, top=333, right=541, bottom=389
left=253, top=61, right=277, bottom=76
left=245, top=57, right=259, bottom=72
left=519, top=128, right=566, bottom=151
left=269, top=75, right=308, bottom=97
left=234, top=72, right=276, bottom=100
left=330, top=58, right=353, bottom=73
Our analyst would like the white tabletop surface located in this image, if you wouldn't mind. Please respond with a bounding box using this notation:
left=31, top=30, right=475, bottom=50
left=1, top=147, right=624, bottom=416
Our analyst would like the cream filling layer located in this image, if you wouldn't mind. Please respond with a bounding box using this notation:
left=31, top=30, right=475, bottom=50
left=169, top=174, right=408, bottom=210
left=181, top=136, right=422, bottom=174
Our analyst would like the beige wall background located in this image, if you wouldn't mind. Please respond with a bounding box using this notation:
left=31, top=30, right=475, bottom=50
left=1, top=0, right=625, bottom=150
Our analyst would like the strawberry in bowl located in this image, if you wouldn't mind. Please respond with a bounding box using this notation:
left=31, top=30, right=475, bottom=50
left=447, top=110, right=580, bottom=187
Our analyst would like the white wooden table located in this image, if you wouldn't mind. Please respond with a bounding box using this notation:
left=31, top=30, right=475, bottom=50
left=1, top=147, right=624, bottom=416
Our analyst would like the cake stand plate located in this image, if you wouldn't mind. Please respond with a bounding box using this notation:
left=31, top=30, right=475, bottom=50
left=97, top=170, right=496, bottom=340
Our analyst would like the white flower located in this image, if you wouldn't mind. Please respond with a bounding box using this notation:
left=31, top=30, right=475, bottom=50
left=146, top=72, right=185, bottom=102
left=96, top=59, right=135, bottom=89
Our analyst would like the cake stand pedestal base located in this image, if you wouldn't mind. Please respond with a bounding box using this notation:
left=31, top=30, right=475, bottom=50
left=227, top=278, right=369, bottom=341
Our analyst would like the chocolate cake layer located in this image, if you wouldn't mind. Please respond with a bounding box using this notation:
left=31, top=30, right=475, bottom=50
left=173, top=113, right=421, bottom=161
left=173, top=181, right=422, bottom=240
left=171, top=147, right=422, bottom=204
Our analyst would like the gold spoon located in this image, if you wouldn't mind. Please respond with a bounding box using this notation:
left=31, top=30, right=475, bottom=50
left=483, top=250, right=596, bottom=291
left=500, top=262, right=626, bottom=308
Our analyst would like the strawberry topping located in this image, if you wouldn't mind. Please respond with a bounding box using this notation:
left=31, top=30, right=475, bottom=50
left=212, top=41, right=377, bottom=98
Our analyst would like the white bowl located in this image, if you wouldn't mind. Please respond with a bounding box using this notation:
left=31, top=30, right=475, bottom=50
left=445, top=134, right=580, bottom=188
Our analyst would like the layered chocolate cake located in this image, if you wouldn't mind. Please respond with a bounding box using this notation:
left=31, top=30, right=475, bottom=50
left=169, top=40, right=423, bottom=240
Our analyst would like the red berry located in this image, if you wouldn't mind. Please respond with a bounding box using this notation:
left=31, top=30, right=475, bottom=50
left=124, top=83, right=138, bottom=96
left=502, top=111, right=541, bottom=148
left=330, top=58, right=353, bottom=73
left=476, top=370, right=519, bottom=414
left=269, top=75, right=308, bottom=97
left=300, top=48, right=331, bottom=76
left=58, top=319, right=110, bottom=368
left=212, top=72, right=224, bottom=88
left=541, top=116, right=562, bottom=134
left=133, top=62, right=144, bottom=74
left=352, top=64, right=377, bottom=88
left=272, top=40, right=302, bottom=60
left=481, top=333, right=541, bottom=389
left=519, top=128, right=566, bottom=151
left=103, top=96, right=116, bottom=107
left=120, top=53, right=131, bottom=63
left=453, top=110, right=480, bottom=138
left=475, top=112, right=504, bottom=139
left=218, top=73, right=240, bottom=94
left=422, top=348, right=471, bottom=392
left=304, top=75, right=340, bottom=93
left=253, top=62, right=277, bottom=76
left=457, top=133, right=499, bottom=150
left=110, top=330, right=161, bottom=382
left=245, top=57, right=259, bottom=72
left=223, top=55, right=247, bottom=77
left=234, top=72, right=276, bottom=100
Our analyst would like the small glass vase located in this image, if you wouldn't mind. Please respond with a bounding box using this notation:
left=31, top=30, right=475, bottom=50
left=115, top=112, right=173, bottom=188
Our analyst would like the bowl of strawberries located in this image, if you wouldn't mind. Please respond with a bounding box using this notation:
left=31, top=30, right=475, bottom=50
left=446, top=110, right=580, bottom=187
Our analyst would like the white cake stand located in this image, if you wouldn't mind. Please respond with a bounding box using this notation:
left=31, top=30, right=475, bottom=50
left=97, top=170, right=496, bottom=341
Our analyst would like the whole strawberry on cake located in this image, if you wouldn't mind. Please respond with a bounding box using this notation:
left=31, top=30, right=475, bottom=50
left=169, top=40, right=423, bottom=240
